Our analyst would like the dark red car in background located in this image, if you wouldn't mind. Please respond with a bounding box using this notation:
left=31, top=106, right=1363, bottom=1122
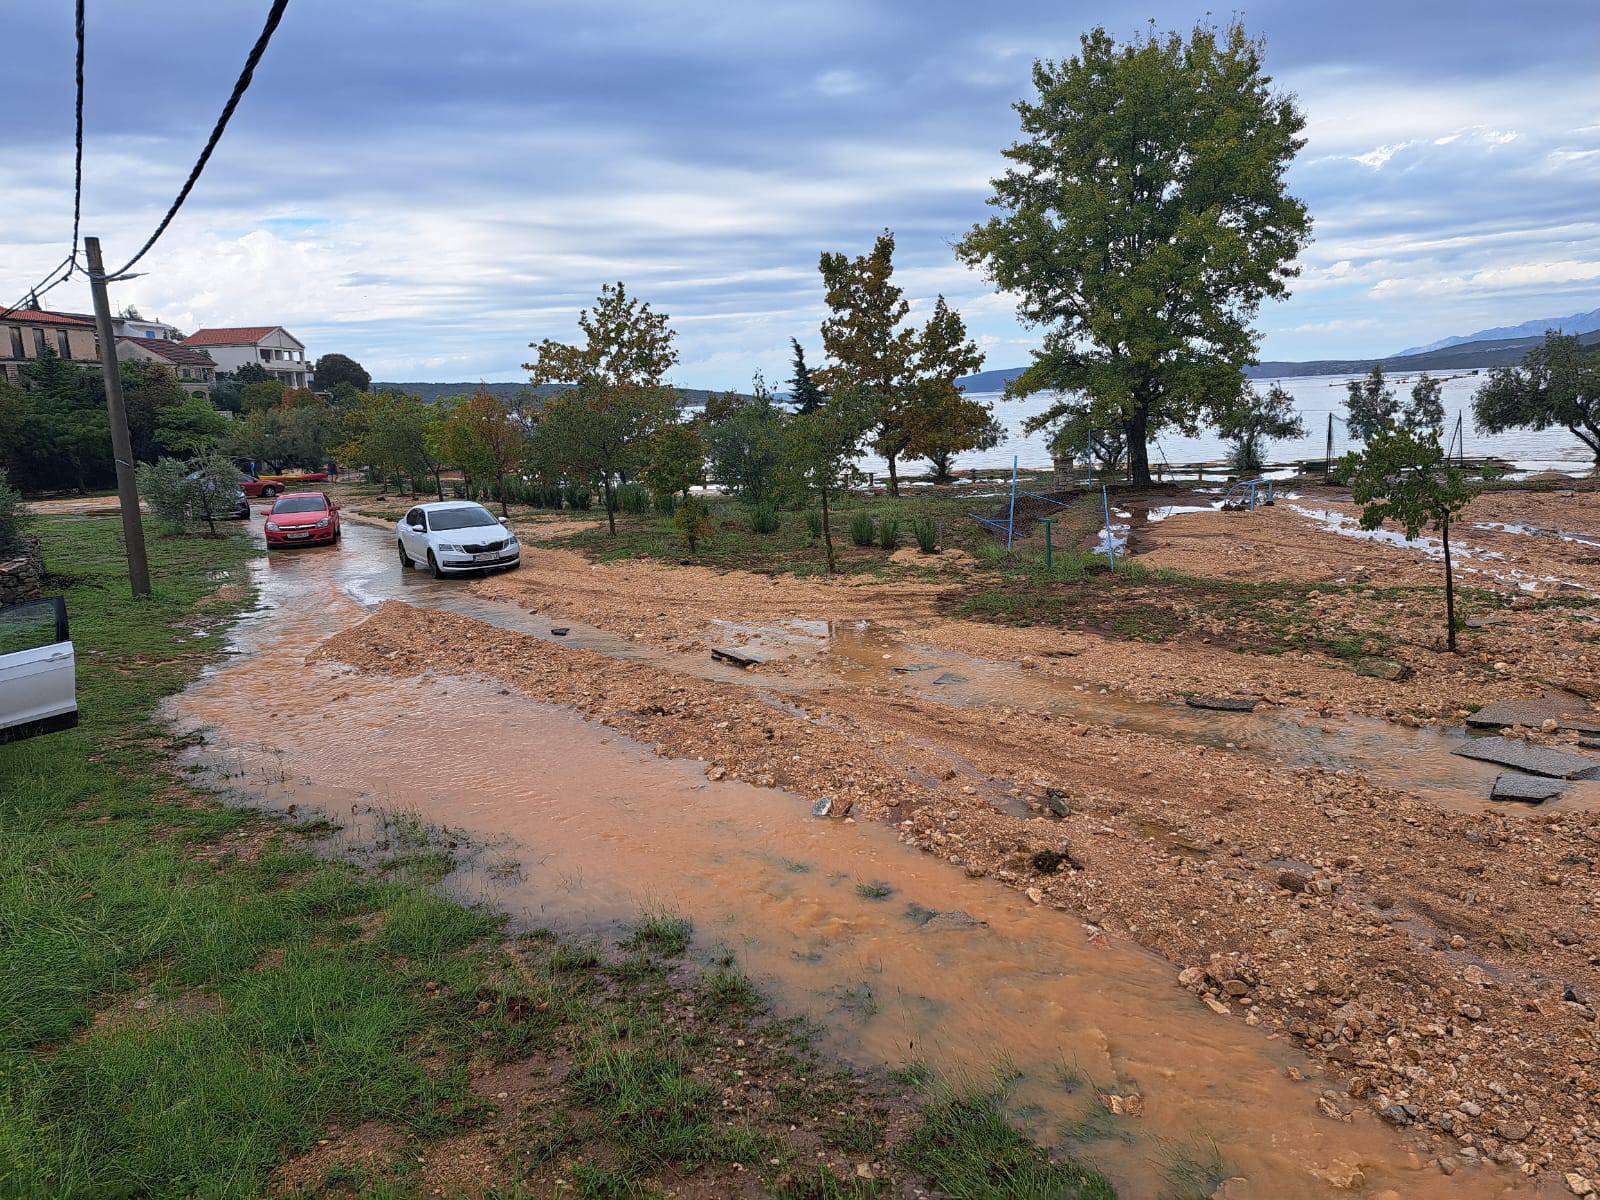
left=264, top=492, right=341, bottom=548
left=239, top=475, right=283, bottom=499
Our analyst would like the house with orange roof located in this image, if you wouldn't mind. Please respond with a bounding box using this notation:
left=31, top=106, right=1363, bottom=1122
left=115, top=336, right=218, bottom=399
left=0, top=309, right=99, bottom=381
left=182, top=326, right=310, bottom=389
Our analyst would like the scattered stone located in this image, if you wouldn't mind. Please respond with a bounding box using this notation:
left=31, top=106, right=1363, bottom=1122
left=548, top=627, right=569, bottom=636
left=1567, top=1172, right=1596, bottom=1196
left=1453, top=735, right=1600, bottom=779
left=810, top=796, right=835, bottom=818
left=1277, top=869, right=1311, bottom=893
left=1490, top=773, right=1567, bottom=803
left=892, top=663, right=937, bottom=674
left=1355, top=656, right=1411, bottom=682
left=1042, top=788, right=1071, bottom=818
left=932, top=672, right=967, bottom=686
left=918, top=911, right=987, bottom=932
left=1184, top=695, right=1261, bottom=712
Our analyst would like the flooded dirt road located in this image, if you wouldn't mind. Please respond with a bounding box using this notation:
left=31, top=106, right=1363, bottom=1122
left=164, top=523, right=1554, bottom=1198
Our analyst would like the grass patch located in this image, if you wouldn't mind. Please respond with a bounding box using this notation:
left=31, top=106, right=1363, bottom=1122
left=623, top=906, right=694, bottom=957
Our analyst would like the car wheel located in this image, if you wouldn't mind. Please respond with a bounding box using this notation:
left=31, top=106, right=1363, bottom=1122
left=398, top=541, right=412, bottom=569
left=428, top=551, right=445, bottom=579
left=333, top=525, right=342, bottom=542
left=262, top=485, right=278, bottom=498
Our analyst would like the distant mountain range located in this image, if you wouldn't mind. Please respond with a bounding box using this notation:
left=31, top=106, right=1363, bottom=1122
left=373, top=381, right=751, bottom=407
left=1394, top=306, right=1600, bottom=357
left=957, top=320, right=1600, bottom=391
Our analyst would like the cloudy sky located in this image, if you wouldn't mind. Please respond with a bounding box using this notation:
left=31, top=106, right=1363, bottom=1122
left=4, top=1, right=1597, bottom=388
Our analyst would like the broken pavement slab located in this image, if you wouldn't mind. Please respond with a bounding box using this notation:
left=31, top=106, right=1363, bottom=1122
left=1491, top=774, right=1567, bottom=804
left=1453, top=735, right=1600, bottom=780
left=1184, top=695, right=1261, bottom=712
left=711, top=646, right=763, bottom=669
left=1467, top=698, right=1600, bottom=735
left=932, top=672, right=967, bottom=686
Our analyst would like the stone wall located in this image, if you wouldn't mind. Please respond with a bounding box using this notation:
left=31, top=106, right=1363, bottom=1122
left=0, top=537, right=44, bottom=608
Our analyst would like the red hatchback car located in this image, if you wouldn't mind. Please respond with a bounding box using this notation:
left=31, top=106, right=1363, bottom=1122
left=264, top=492, right=341, bottom=548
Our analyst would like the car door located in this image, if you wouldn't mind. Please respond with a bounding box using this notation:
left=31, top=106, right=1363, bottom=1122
left=0, top=597, right=78, bottom=744
left=401, top=508, right=425, bottom=558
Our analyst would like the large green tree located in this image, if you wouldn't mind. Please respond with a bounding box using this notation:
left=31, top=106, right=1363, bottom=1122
left=1217, top=383, right=1304, bottom=473
left=6, top=350, right=111, bottom=492
left=706, top=374, right=786, bottom=503
left=1473, top=332, right=1600, bottom=465
left=524, top=283, right=679, bottom=533
left=956, top=22, right=1312, bottom=485
left=895, top=296, right=992, bottom=482
left=313, top=353, right=371, bottom=394
left=437, top=388, right=527, bottom=516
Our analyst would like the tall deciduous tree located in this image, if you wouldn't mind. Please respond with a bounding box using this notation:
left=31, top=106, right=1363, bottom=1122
left=706, top=374, right=786, bottom=503
left=313, top=353, right=371, bottom=394
left=1341, top=427, right=1479, bottom=651
left=438, top=388, right=526, bottom=516
left=896, top=296, right=993, bottom=482
left=778, top=388, right=874, bottom=574
left=524, top=283, right=679, bottom=533
left=956, top=22, right=1312, bottom=486
left=1346, top=367, right=1449, bottom=442
left=1473, top=332, right=1600, bottom=465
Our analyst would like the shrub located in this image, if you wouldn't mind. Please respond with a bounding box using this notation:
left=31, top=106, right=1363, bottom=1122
left=654, top=490, right=678, bottom=516
left=804, top=510, right=823, bottom=541
left=913, top=517, right=939, bottom=554
left=848, top=512, right=875, bottom=547
left=674, top=495, right=713, bottom=554
left=448, top=481, right=467, bottom=499
left=0, top=469, right=32, bottom=557
left=136, top=454, right=242, bottom=535
left=619, top=483, right=652, bottom=515
left=877, top=517, right=899, bottom=550
left=749, top=503, right=779, bottom=534
left=563, top=487, right=592, bottom=511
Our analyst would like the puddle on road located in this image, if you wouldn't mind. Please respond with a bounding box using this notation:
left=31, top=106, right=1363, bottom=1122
left=166, top=526, right=1531, bottom=1198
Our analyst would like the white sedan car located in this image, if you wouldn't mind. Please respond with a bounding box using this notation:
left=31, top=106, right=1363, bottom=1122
left=397, top=501, right=521, bottom=578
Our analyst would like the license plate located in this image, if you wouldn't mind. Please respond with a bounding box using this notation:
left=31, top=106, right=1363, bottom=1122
left=472, top=552, right=499, bottom=562
left=287, top=532, right=310, bottom=540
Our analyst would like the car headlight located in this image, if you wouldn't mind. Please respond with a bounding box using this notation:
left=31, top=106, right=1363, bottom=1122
left=265, top=521, right=281, bottom=531
left=438, top=542, right=464, bottom=552
left=314, top=517, right=330, bottom=528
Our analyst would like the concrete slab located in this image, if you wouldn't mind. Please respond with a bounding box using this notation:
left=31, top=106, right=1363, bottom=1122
left=1185, top=695, right=1261, bottom=712
left=711, top=647, right=763, bottom=668
left=1453, top=735, right=1600, bottom=780
left=1467, top=699, right=1600, bottom=733
left=1490, top=774, right=1567, bottom=804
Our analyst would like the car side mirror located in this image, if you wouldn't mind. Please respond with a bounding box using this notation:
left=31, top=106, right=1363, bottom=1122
left=410, top=522, right=424, bottom=531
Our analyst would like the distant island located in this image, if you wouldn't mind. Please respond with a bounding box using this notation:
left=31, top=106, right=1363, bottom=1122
left=957, top=324, right=1600, bottom=392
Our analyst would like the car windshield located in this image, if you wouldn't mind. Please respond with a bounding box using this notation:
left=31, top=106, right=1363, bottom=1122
left=428, top=506, right=498, bottom=531
left=272, top=496, right=326, bottom=514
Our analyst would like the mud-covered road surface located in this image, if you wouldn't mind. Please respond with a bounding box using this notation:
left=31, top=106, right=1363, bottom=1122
left=169, top=501, right=1600, bottom=1197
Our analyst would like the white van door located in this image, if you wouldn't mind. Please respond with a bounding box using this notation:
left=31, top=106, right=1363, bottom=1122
left=0, top=597, right=78, bottom=744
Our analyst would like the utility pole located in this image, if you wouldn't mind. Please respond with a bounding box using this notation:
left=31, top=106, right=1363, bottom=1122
left=84, top=236, right=151, bottom=596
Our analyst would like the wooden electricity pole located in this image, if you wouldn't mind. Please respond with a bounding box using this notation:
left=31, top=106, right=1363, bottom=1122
left=84, top=236, right=151, bottom=596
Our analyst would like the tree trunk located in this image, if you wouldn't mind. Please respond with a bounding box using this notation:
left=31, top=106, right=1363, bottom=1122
left=1442, top=517, right=1457, bottom=652
left=433, top=469, right=443, bottom=501
left=603, top=477, right=616, bottom=535
left=1125, top=407, right=1152, bottom=487
left=497, top=472, right=509, bottom=517
left=885, top=454, right=899, bottom=497
left=820, top=485, right=835, bottom=574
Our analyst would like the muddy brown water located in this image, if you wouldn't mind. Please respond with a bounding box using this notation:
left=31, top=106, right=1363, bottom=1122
left=169, top=525, right=1541, bottom=1197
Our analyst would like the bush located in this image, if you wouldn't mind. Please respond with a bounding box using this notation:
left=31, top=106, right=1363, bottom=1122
left=749, top=502, right=779, bottom=534
left=804, top=510, right=823, bottom=541
left=0, top=468, right=33, bottom=557
left=913, top=518, right=939, bottom=554
left=674, top=495, right=714, bottom=554
left=562, top=486, right=592, bottom=510
left=619, top=483, right=652, bottom=515
left=848, top=512, right=875, bottom=547
left=136, top=454, right=242, bottom=535
left=654, top=490, right=678, bottom=516
left=449, top=481, right=467, bottom=499
left=877, top=517, right=899, bottom=550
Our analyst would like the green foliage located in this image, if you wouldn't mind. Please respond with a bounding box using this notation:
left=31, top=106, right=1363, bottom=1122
left=153, top=395, right=230, bottom=456
left=653, top=489, right=678, bottom=516
left=1044, top=406, right=1126, bottom=473
left=706, top=376, right=786, bottom=503
left=913, top=518, right=939, bottom=554
left=1216, top=383, right=1304, bottom=473
left=673, top=495, right=713, bottom=555
left=618, top=483, right=652, bottom=515
left=0, top=468, right=33, bottom=556
left=3, top=350, right=112, bottom=492
left=778, top=390, right=875, bottom=573
left=340, top=390, right=451, bottom=498
left=641, top=418, right=704, bottom=505
left=137, top=454, right=244, bottom=535
left=228, top=401, right=340, bottom=472
left=624, top=908, right=694, bottom=957
left=311, top=353, right=371, bottom=394
left=1345, top=367, right=1447, bottom=442
left=1473, top=331, right=1600, bottom=464
left=877, top=516, right=899, bottom=550
left=804, top=510, right=823, bottom=541
left=436, top=388, right=526, bottom=515
left=848, top=512, right=876, bottom=547
left=787, top=338, right=826, bottom=415
left=1340, top=424, right=1480, bottom=649
left=749, top=502, right=780, bottom=534
left=956, top=22, right=1312, bottom=484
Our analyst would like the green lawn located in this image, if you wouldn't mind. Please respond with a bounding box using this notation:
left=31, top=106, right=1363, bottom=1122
left=0, top=516, right=1117, bottom=1199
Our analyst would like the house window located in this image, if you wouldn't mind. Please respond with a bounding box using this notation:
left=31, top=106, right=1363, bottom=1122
left=56, top=330, right=71, bottom=357
left=7, top=326, right=21, bottom=359
left=32, top=329, right=47, bottom=356
left=259, top=349, right=271, bottom=361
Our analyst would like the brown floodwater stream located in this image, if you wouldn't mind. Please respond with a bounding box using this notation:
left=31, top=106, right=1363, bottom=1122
left=168, top=525, right=1546, bottom=1197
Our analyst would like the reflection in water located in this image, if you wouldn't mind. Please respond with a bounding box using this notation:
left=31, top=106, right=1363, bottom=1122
left=169, top=524, right=1527, bottom=1197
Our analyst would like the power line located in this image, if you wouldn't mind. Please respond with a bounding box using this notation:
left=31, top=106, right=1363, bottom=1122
left=107, top=0, right=290, bottom=280
left=0, top=2, right=86, bottom=319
